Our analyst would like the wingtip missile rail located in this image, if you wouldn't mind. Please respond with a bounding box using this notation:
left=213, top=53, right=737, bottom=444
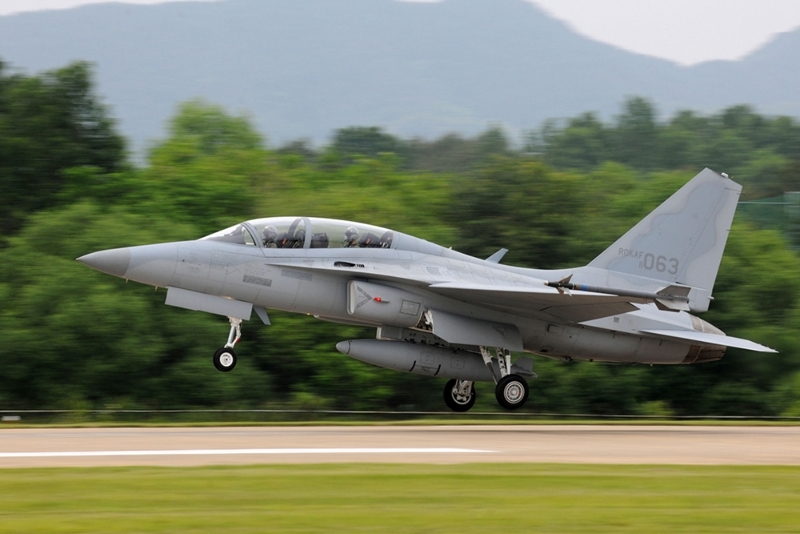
left=544, top=279, right=691, bottom=307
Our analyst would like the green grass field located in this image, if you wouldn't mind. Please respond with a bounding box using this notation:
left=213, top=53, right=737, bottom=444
left=1, top=464, right=799, bottom=533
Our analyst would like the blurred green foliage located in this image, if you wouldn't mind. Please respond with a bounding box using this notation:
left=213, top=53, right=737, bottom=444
left=536, top=97, right=800, bottom=201
left=1, top=61, right=799, bottom=416
left=0, top=60, right=125, bottom=236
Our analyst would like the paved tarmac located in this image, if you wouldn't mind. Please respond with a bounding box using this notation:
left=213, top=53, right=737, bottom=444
left=1, top=425, right=799, bottom=468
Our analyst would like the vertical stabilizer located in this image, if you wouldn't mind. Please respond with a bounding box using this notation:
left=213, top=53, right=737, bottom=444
left=588, top=168, right=741, bottom=312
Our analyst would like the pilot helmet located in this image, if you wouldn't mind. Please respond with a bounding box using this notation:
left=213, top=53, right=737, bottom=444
left=343, top=226, right=359, bottom=247
left=262, top=225, right=278, bottom=245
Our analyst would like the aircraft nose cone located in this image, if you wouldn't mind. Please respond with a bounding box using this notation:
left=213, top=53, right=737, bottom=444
left=77, top=248, right=131, bottom=278
left=335, top=341, right=351, bottom=355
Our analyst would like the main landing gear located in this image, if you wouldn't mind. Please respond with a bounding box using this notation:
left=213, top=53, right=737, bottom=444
left=442, top=346, right=530, bottom=412
left=443, top=379, right=476, bottom=412
left=479, top=346, right=530, bottom=410
left=213, top=317, right=241, bottom=372
left=495, top=374, right=529, bottom=410
left=442, top=374, right=529, bottom=412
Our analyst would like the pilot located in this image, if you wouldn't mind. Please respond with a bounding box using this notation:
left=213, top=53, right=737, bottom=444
left=292, top=229, right=305, bottom=248
left=343, top=227, right=359, bottom=248
left=262, top=226, right=278, bottom=247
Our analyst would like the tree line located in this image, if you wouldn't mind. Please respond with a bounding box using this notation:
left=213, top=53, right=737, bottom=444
left=1, top=60, right=799, bottom=416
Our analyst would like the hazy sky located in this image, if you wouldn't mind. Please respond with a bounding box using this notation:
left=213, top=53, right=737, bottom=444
left=532, top=0, right=800, bottom=65
left=2, top=0, right=800, bottom=65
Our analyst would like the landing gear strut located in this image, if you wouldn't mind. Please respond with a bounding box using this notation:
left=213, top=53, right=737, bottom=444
left=443, top=379, right=476, bottom=412
left=480, top=345, right=530, bottom=410
left=213, top=317, right=241, bottom=372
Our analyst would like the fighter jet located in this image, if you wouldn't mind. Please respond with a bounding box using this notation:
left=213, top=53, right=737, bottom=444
left=78, top=168, right=775, bottom=411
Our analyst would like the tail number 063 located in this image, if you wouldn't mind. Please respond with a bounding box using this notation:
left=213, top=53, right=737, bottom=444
left=640, top=254, right=679, bottom=275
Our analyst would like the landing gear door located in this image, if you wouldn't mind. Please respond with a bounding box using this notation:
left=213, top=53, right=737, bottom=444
left=165, top=287, right=253, bottom=320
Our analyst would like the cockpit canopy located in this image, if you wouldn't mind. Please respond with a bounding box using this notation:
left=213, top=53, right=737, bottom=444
left=201, top=217, right=395, bottom=250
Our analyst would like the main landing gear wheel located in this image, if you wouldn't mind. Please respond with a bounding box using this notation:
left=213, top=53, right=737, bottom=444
left=495, top=374, right=529, bottom=410
left=443, top=379, right=476, bottom=412
left=213, top=347, right=237, bottom=372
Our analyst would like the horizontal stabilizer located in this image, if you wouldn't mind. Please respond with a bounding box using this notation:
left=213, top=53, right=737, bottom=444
left=641, top=329, right=777, bottom=353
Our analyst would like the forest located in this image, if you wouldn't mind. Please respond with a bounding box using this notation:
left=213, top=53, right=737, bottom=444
left=1, top=60, right=799, bottom=416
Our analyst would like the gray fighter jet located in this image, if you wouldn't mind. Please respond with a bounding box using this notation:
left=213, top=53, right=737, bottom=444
left=79, top=168, right=775, bottom=411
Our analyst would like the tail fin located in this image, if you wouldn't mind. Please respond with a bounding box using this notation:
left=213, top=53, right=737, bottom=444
left=588, top=168, right=741, bottom=312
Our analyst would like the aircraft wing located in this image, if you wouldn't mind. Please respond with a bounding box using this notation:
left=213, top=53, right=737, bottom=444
left=427, top=282, right=644, bottom=323
left=641, top=330, right=777, bottom=353
left=262, top=260, right=434, bottom=287
left=264, top=262, right=645, bottom=323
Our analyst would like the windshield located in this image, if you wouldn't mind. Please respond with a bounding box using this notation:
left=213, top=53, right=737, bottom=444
left=200, top=224, right=257, bottom=245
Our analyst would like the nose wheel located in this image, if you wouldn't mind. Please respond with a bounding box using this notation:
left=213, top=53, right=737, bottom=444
left=213, top=347, right=237, bottom=372
left=213, top=316, right=242, bottom=372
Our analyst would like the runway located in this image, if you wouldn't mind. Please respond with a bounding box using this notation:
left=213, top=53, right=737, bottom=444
left=1, top=425, right=799, bottom=467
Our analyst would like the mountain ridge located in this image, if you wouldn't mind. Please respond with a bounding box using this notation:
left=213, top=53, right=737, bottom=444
left=1, top=0, right=798, bottom=151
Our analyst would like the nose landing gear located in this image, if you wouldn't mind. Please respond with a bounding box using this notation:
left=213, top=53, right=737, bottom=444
left=213, top=317, right=242, bottom=372
left=213, top=347, right=237, bottom=371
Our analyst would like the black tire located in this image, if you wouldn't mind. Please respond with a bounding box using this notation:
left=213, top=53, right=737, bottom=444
left=495, top=374, right=529, bottom=410
left=443, top=379, right=476, bottom=412
left=213, top=347, right=237, bottom=372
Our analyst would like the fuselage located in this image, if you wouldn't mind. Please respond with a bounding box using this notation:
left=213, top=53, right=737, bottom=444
left=106, top=222, right=723, bottom=366
left=77, top=171, right=778, bottom=412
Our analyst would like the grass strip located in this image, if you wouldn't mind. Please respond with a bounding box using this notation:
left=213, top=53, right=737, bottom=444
left=1, top=464, right=799, bottom=533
